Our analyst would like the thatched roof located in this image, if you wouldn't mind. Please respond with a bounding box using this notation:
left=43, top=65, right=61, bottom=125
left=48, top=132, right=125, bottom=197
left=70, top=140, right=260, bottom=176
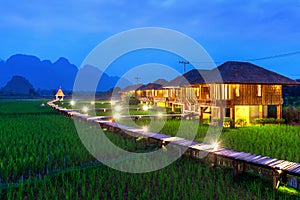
left=55, top=88, right=65, bottom=97
left=126, top=62, right=299, bottom=90
left=163, top=69, right=210, bottom=88
left=207, top=61, right=299, bottom=85
left=137, top=83, right=163, bottom=91
left=153, top=79, right=168, bottom=85
left=120, top=84, right=143, bottom=92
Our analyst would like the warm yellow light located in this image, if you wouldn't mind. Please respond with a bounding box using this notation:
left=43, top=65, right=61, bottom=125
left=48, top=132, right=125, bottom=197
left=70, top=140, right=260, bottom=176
left=90, top=101, right=95, bottom=105
left=212, top=142, right=219, bottom=151
left=82, top=106, right=89, bottom=113
left=115, top=105, right=122, bottom=112
left=142, top=105, right=149, bottom=111
left=142, top=126, right=148, bottom=132
left=70, top=100, right=75, bottom=106
left=157, top=112, right=163, bottom=117
left=113, top=113, right=121, bottom=120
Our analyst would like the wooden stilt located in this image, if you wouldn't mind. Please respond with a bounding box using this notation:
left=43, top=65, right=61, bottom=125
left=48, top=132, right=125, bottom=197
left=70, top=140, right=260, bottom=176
left=232, top=160, right=238, bottom=178
left=161, top=141, right=167, bottom=151
left=273, top=170, right=279, bottom=189
left=146, top=137, right=150, bottom=147
left=242, top=162, right=248, bottom=173
left=214, top=154, right=218, bottom=167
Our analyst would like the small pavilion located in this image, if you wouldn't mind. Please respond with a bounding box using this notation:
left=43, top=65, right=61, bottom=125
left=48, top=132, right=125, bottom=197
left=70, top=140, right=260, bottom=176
left=55, top=87, right=65, bottom=101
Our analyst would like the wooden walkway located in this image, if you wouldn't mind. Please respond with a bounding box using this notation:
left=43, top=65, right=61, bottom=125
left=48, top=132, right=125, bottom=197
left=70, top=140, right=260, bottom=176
left=48, top=101, right=300, bottom=189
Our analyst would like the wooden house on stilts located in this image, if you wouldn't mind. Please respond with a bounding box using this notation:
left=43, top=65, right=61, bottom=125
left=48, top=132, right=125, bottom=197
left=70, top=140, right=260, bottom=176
left=163, top=61, right=299, bottom=124
left=119, top=61, right=299, bottom=125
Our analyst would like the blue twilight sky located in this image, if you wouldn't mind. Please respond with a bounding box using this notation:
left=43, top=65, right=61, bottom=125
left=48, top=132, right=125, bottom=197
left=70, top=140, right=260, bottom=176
left=1, top=0, right=300, bottom=84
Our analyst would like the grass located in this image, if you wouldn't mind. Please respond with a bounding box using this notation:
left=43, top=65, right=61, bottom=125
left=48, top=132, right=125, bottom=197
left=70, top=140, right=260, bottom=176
left=0, top=100, right=299, bottom=199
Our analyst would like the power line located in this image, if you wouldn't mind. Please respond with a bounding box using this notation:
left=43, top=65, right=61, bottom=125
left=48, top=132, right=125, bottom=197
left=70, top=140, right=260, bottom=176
left=246, top=50, right=300, bottom=61
left=188, top=50, right=300, bottom=64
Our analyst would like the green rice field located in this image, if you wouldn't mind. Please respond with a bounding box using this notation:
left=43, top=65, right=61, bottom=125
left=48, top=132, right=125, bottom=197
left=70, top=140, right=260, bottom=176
left=0, top=100, right=299, bottom=199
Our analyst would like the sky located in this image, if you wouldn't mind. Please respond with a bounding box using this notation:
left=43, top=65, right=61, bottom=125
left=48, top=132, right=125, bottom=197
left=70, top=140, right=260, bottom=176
left=1, top=0, right=300, bottom=83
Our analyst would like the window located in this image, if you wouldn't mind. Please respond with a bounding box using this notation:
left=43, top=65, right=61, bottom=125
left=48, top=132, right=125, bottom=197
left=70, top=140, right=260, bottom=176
left=235, top=85, right=240, bottom=97
left=164, top=90, right=168, bottom=97
left=155, top=90, right=158, bottom=96
left=257, top=85, right=262, bottom=97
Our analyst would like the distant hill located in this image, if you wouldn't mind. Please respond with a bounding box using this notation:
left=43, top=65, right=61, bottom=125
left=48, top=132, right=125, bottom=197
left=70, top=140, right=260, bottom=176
left=1, top=76, right=35, bottom=95
left=0, top=54, right=131, bottom=91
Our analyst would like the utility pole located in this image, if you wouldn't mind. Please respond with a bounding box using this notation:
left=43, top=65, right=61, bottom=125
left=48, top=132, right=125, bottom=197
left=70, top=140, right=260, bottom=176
left=179, top=61, right=189, bottom=74
left=134, top=77, right=141, bottom=84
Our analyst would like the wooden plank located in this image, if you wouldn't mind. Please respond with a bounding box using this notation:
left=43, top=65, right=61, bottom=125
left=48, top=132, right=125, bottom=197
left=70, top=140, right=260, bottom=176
left=268, top=160, right=286, bottom=167
left=238, top=154, right=259, bottom=162
left=216, top=149, right=237, bottom=157
left=254, top=157, right=275, bottom=165
left=291, top=166, right=300, bottom=173
left=234, top=152, right=252, bottom=160
left=285, top=164, right=300, bottom=172
left=251, top=155, right=269, bottom=164
left=163, top=137, right=184, bottom=142
left=275, top=161, right=296, bottom=170
left=264, top=158, right=279, bottom=165
left=226, top=152, right=244, bottom=159
left=248, top=155, right=263, bottom=163
left=52, top=104, right=300, bottom=178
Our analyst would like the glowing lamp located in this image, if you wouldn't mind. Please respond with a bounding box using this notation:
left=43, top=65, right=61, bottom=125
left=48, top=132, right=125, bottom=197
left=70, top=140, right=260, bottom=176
left=142, top=105, right=149, bottom=111
left=142, top=126, right=148, bottom=132
left=70, top=100, right=75, bottom=106
left=212, top=142, right=219, bottom=151
left=115, top=105, right=122, bottom=111
left=113, top=113, right=121, bottom=120
left=82, top=106, right=89, bottom=113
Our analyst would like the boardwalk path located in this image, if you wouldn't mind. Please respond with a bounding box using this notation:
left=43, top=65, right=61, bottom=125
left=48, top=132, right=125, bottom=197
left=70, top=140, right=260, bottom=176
left=48, top=101, right=300, bottom=189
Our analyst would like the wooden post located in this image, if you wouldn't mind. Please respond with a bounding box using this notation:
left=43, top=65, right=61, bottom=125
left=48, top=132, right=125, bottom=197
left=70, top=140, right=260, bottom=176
left=259, top=105, right=264, bottom=118
left=277, top=104, right=282, bottom=119
left=161, top=141, right=166, bottom=150
left=133, top=137, right=137, bottom=151
left=242, top=162, right=248, bottom=173
left=273, top=170, right=279, bottom=189
left=214, top=154, right=218, bottom=167
left=210, top=107, right=214, bottom=124
left=219, top=107, right=224, bottom=126
left=230, top=107, right=235, bottom=128
left=172, top=103, right=175, bottom=112
left=232, top=160, right=239, bottom=178
left=146, top=137, right=150, bottom=147
left=273, top=171, right=277, bottom=189
left=199, top=107, right=203, bottom=123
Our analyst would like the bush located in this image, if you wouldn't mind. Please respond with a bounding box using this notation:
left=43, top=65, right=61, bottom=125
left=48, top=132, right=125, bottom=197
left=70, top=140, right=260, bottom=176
left=126, top=96, right=140, bottom=105
left=223, top=118, right=234, bottom=128
left=252, top=118, right=285, bottom=126
left=283, top=106, right=300, bottom=124
left=235, top=119, right=247, bottom=127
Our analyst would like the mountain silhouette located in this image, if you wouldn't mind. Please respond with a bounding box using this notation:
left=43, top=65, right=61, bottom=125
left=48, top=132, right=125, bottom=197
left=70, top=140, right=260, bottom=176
left=1, top=75, right=35, bottom=95
left=0, top=54, right=131, bottom=91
